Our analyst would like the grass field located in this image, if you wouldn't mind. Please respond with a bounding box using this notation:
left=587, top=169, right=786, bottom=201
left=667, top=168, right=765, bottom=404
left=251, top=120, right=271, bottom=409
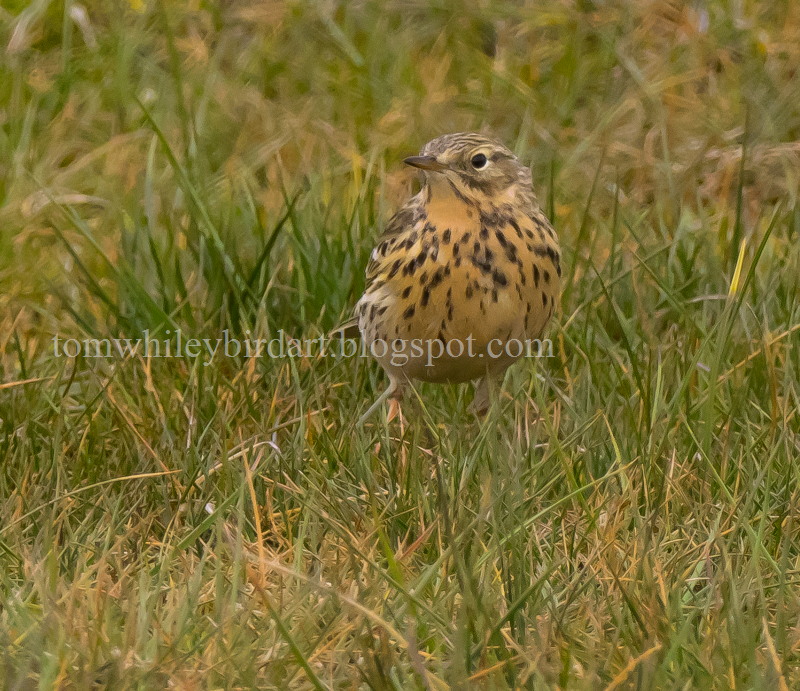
left=2, top=1, right=800, bottom=688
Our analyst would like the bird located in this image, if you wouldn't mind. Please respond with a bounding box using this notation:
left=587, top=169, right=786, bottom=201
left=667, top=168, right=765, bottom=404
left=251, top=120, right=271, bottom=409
left=341, top=132, right=561, bottom=424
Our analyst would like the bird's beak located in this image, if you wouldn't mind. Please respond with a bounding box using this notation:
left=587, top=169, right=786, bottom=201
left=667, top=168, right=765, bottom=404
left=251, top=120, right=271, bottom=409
left=403, top=155, right=448, bottom=172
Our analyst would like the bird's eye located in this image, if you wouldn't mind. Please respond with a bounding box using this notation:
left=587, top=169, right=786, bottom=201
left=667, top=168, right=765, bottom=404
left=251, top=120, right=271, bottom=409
left=470, top=153, right=488, bottom=169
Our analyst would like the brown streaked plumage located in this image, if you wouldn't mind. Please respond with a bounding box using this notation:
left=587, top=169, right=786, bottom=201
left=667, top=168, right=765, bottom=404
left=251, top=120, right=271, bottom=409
left=348, top=132, right=561, bottom=423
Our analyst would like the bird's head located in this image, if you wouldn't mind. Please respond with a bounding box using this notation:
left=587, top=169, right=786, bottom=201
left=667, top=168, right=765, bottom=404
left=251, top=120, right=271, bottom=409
left=403, top=132, right=532, bottom=205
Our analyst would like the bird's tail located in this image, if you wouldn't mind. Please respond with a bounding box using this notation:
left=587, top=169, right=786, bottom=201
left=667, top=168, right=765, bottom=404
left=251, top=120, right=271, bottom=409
left=328, top=316, right=360, bottom=340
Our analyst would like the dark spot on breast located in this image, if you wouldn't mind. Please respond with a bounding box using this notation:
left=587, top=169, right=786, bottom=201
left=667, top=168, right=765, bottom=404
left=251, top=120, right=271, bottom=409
left=495, top=229, right=507, bottom=246
left=492, top=270, right=507, bottom=286
left=480, top=226, right=489, bottom=240
left=401, top=286, right=411, bottom=299
left=442, top=228, right=451, bottom=244
left=479, top=210, right=500, bottom=226
left=453, top=242, right=460, bottom=256
left=466, top=285, right=474, bottom=299
left=541, top=292, right=548, bottom=306
left=533, top=265, right=540, bottom=287
left=543, top=270, right=550, bottom=284
left=403, top=305, right=415, bottom=319
left=421, top=288, right=430, bottom=307
left=471, top=257, right=492, bottom=274
left=429, top=268, right=445, bottom=288
left=525, top=228, right=534, bottom=239
left=388, top=259, right=402, bottom=278
left=492, top=289, right=498, bottom=302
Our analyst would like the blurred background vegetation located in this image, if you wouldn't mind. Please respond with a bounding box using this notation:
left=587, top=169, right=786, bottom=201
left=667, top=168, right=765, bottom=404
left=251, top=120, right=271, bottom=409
left=1, top=1, right=799, bottom=688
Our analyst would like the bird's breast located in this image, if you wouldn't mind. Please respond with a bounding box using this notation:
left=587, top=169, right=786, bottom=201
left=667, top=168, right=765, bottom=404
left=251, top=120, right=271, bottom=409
left=357, top=197, right=560, bottom=382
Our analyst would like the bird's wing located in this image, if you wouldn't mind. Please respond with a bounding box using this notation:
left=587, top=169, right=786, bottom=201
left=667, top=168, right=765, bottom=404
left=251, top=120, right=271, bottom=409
left=332, top=194, right=423, bottom=338
left=364, top=196, right=423, bottom=284
left=328, top=316, right=360, bottom=340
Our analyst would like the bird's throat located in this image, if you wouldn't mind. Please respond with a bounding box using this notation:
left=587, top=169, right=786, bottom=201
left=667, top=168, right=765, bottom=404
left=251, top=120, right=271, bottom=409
left=424, top=193, right=477, bottom=232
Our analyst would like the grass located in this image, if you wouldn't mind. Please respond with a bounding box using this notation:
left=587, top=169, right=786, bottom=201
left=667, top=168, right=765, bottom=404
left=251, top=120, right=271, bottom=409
left=1, top=0, right=800, bottom=688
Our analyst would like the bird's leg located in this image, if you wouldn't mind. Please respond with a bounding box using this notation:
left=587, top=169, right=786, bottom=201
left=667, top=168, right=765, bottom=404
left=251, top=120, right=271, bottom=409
left=469, top=373, right=500, bottom=417
left=358, top=375, right=404, bottom=426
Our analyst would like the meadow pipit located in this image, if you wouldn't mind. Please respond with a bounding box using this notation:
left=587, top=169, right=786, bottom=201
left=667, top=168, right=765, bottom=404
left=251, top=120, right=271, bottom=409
left=345, top=133, right=561, bottom=422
